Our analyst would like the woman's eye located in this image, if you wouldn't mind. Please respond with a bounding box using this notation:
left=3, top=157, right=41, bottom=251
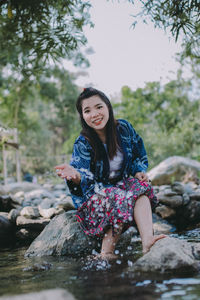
left=97, top=106, right=103, bottom=109
left=84, top=110, right=90, bottom=114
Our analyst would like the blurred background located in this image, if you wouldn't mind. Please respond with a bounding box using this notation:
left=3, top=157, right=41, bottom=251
left=0, top=0, right=199, bottom=184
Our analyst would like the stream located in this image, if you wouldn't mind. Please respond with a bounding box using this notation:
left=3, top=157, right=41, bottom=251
left=0, top=230, right=200, bottom=300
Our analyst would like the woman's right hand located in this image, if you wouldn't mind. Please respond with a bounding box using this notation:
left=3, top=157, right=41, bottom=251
left=54, top=163, right=81, bottom=184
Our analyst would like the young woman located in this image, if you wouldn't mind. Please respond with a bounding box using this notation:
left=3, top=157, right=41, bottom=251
left=55, top=87, right=166, bottom=259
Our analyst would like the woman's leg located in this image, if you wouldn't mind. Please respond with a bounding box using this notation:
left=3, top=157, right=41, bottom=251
left=134, top=195, right=166, bottom=253
left=100, top=224, right=123, bottom=258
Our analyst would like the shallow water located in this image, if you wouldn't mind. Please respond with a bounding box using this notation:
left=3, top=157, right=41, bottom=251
left=0, top=230, right=200, bottom=300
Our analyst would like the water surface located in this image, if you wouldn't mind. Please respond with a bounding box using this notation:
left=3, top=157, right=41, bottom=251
left=1, top=231, right=200, bottom=300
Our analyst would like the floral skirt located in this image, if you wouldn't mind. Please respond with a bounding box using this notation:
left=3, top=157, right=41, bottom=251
left=76, top=177, right=157, bottom=237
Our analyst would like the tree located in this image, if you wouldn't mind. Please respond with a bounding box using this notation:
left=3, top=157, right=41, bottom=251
left=0, top=0, right=92, bottom=76
left=127, top=0, right=200, bottom=59
left=115, top=78, right=200, bottom=167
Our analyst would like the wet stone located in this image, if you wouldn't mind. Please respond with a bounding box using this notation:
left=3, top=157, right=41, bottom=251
left=155, top=205, right=176, bottom=219
left=20, top=206, right=41, bottom=219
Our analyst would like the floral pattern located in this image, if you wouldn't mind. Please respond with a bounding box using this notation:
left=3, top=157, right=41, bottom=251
left=76, top=177, right=157, bottom=236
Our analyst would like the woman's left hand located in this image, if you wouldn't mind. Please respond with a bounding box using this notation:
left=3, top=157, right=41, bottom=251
left=135, top=172, right=149, bottom=182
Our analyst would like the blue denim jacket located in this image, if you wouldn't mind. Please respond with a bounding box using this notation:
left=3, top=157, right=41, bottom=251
left=67, top=119, right=148, bottom=208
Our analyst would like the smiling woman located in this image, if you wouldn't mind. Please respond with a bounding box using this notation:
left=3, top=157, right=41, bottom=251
left=55, top=87, right=166, bottom=259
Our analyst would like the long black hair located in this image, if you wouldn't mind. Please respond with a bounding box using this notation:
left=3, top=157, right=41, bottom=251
left=76, top=87, right=118, bottom=161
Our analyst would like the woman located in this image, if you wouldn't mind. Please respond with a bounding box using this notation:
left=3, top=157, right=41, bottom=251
left=55, top=87, right=166, bottom=259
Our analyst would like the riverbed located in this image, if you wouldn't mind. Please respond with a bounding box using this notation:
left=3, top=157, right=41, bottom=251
left=1, top=230, right=200, bottom=300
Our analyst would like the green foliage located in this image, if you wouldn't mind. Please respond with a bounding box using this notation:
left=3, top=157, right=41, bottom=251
left=0, top=66, right=81, bottom=174
left=0, top=0, right=92, bottom=76
left=128, top=0, right=200, bottom=55
left=115, top=79, right=200, bottom=168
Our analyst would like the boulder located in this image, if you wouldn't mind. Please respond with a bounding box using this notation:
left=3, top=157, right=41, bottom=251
left=0, top=289, right=76, bottom=300
left=148, top=156, right=200, bottom=185
left=25, top=211, right=135, bottom=257
left=130, top=237, right=200, bottom=274
left=25, top=211, right=98, bottom=257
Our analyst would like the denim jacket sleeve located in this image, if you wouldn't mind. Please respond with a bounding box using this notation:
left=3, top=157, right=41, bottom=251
left=67, top=135, right=95, bottom=199
left=123, top=120, right=148, bottom=175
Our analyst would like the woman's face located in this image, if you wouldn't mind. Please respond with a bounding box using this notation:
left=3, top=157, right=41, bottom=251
left=81, top=95, right=109, bottom=134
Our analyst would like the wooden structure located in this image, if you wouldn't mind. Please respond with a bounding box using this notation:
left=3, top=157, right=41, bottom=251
left=0, top=124, right=21, bottom=184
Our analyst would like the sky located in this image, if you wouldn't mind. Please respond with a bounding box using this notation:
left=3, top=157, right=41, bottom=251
left=64, top=0, right=185, bottom=98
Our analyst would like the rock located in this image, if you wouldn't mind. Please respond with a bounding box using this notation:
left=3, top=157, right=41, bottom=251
left=38, top=207, right=57, bottom=219
left=8, top=208, right=22, bottom=224
left=155, top=205, right=176, bottom=219
left=25, top=211, right=97, bottom=257
left=0, top=195, right=14, bottom=212
left=52, top=190, right=64, bottom=198
left=56, top=196, right=75, bottom=211
left=0, top=184, right=7, bottom=196
left=16, top=216, right=50, bottom=230
left=20, top=206, right=41, bottom=219
left=189, top=190, right=200, bottom=201
left=16, top=228, right=42, bottom=243
left=0, top=213, right=15, bottom=246
left=3, top=182, right=41, bottom=194
left=54, top=184, right=66, bottom=190
left=176, top=201, right=200, bottom=228
left=42, top=183, right=53, bottom=191
left=25, top=211, right=134, bottom=257
left=162, top=189, right=177, bottom=196
left=130, top=237, right=200, bottom=274
left=24, top=189, right=53, bottom=202
left=182, top=193, right=190, bottom=205
left=157, top=192, right=183, bottom=208
left=11, top=191, right=25, bottom=206
left=0, top=289, right=76, bottom=300
left=185, top=182, right=199, bottom=194
left=148, top=156, right=200, bottom=185
left=38, top=198, right=55, bottom=209
left=153, top=222, right=174, bottom=234
left=171, top=181, right=185, bottom=194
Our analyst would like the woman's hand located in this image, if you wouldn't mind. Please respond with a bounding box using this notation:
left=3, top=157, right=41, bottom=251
left=135, top=172, right=149, bottom=183
left=55, top=163, right=81, bottom=185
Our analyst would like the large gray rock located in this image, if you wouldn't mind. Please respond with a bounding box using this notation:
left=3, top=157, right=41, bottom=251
left=25, top=211, right=98, bottom=257
left=130, top=237, right=200, bottom=273
left=25, top=211, right=134, bottom=257
left=0, top=289, right=76, bottom=300
left=148, top=156, right=200, bottom=185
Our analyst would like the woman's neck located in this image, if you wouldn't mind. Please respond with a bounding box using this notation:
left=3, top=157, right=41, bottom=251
left=96, top=129, right=106, bottom=144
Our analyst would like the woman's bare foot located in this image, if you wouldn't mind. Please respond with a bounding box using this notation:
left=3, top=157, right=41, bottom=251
left=142, top=234, right=167, bottom=254
left=97, top=252, right=118, bottom=260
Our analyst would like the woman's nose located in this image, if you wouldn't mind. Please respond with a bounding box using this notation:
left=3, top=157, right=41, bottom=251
left=91, top=110, right=99, bottom=118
